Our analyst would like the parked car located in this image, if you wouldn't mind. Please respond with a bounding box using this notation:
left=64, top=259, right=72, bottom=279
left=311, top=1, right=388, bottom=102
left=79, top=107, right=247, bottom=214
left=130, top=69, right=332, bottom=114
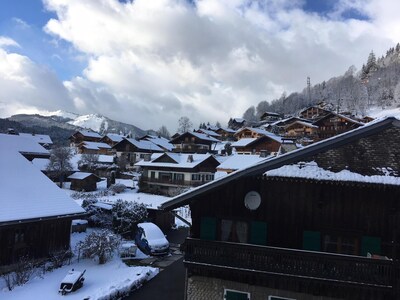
left=136, top=222, right=170, bottom=255
left=59, top=269, right=85, bottom=295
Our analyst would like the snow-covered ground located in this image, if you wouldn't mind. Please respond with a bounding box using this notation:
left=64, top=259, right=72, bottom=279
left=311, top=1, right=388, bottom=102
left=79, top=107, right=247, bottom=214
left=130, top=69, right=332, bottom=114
left=0, top=229, right=158, bottom=300
left=368, top=106, right=400, bottom=119
left=64, top=179, right=192, bottom=226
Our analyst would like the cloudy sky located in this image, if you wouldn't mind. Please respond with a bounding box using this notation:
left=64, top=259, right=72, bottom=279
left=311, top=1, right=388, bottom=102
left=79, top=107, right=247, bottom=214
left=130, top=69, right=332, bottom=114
left=0, top=0, right=399, bottom=132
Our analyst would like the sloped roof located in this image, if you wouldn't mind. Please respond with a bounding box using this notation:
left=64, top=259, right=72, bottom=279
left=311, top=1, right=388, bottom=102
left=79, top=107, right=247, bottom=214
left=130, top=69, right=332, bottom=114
left=68, top=172, right=101, bottom=181
left=19, top=133, right=53, bottom=145
left=161, top=117, right=400, bottom=210
left=104, top=133, right=125, bottom=143
left=190, top=132, right=220, bottom=142
left=0, top=133, right=49, bottom=157
left=135, top=153, right=218, bottom=169
left=80, top=141, right=112, bottom=150
left=0, top=136, right=85, bottom=224
left=197, top=129, right=221, bottom=137
left=313, top=112, right=365, bottom=126
left=235, top=127, right=283, bottom=143
left=231, top=138, right=257, bottom=147
left=144, top=136, right=175, bottom=151
left=217, top=154, right=270, bottom=171
left=77, top=130, right=102, bottom=138
left=285, top=120, right=319, bottom=129
left=123, top=138, right=164, bottom=151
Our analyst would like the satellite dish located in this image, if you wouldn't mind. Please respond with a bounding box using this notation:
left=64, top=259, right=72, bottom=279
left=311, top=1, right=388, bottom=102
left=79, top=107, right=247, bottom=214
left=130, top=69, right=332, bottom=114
left=244, top=191, right=261, bottom=210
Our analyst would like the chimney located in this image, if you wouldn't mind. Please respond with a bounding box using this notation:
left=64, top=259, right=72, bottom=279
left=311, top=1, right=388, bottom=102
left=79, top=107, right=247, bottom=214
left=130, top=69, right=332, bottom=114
left=187, top=154, right=194, bottom=163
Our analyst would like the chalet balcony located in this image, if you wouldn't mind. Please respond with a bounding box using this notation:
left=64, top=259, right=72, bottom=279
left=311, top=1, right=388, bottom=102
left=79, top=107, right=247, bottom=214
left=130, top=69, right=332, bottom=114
left=183, top=238, right=400, bottom=299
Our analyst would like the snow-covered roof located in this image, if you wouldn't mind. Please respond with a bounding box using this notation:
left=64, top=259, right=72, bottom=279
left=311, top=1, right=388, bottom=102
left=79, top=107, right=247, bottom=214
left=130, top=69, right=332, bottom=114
left=231, top=138, right=257, bottom=147
left=0, top=142, right=85, bottom=224
left=104, top=133, right=125, bottom=143
left=189, top=132, right=220, bottom=143
left=235, top=127, right=283, bottom=143
left=123, top=138, right=164, bottom=151
left=68, top=172, right=99, bottom=180
left=217, top=154, right=270, bottom=171
left=77, top=130, right=102, bottom=138
left=233, top=118, right=245, bottom=123
left=136, top=153, right=217, bottom=169
left=19, top=133, right=53, bottom=145
left=144, top=136, right=174, bottom=151
left=0, top=133, right=49, bottom=156
left=32, top=158, right=50, bottom=171
left=197, top=129, right=221, bottom=137
left=218, top=127, right=236, bottom=133
left=80, top=141, right=111, bottom=150
left=265, top=161, right=400, bottom=185
left=286, top=121, right=319, bottom=128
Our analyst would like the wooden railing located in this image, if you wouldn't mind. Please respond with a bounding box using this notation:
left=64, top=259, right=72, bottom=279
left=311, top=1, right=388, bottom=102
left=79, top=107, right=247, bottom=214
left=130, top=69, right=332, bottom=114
left=183, top=238, right=400, bottom=296
left=142, top=177, right=210, bottom=187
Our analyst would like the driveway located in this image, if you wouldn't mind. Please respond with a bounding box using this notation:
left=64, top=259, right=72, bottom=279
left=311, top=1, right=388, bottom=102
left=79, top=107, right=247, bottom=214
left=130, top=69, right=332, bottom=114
left=124, top=227, right=188, bottom=300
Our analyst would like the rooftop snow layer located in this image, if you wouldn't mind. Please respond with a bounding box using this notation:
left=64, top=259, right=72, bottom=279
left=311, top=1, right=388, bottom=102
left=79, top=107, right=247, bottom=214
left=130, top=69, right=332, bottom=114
left=0, top=136, right=85, bottom=223
left=19, top=133, right=53, bottom=145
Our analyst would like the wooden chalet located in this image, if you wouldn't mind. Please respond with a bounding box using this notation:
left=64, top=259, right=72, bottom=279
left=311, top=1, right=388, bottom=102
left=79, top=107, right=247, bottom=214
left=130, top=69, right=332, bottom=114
left=139, top=135, right=175, bottom=152
left=284, top=120, right=319, bottom=142
left=313, top=112, right=364, bottom=141
left=260, top=111, right=282, bottom=123
left=0, top=134, right=85, bottom=272
left=195, top=129, right=221, bottom=139
left=161, top=117, right=400, bottom=300
left=299, top=106, right=331, bottom=120
left=69, top=130, right=102, bottom=147
left=77, top=141, right=112, bottom=155
left=113, top=138, right=164, bottom=170
left=68, top=172, right=102, bottom=192
left=100, top=133, right=125, bottom=147
left=170, top=132, right=220, bottom=154
left=135, top=153, right=220, bottom=196
left=215, top=127, right=237, bottom=141
left=234, top=127, right=281, bottom=140
left=231, top=132, right=282, bottom=155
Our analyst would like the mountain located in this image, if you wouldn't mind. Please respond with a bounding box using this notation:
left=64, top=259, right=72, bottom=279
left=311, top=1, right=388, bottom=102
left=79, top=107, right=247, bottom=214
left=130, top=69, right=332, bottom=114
left=243, top=43, right=400, bottom=120
left=3, top=111, right=150, bottom=145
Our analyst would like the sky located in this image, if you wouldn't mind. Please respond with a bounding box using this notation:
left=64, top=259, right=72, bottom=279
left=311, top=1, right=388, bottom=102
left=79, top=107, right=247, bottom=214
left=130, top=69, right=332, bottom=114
left=0, top=0, right=399, bottom=132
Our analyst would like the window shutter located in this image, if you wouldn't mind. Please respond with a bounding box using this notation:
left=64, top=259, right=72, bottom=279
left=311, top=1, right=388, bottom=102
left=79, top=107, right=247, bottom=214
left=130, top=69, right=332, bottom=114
left=361, top=236, right=381, bottom=256
left=200, top=217, right=216, bottom=241
left=303, top=231, right=321, bottom=251
left=250, top=221, right=267, bottom=245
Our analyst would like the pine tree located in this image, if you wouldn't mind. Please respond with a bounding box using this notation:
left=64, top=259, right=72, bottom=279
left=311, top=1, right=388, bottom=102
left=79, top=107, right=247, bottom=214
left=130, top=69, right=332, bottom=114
left=366, top=51, right=378, bottom=73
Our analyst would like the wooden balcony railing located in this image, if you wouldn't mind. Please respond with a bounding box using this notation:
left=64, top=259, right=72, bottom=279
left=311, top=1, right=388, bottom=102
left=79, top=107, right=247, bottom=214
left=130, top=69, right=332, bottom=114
left=142, top=177, right=210, bottom=187
left=183, top=238, right=400, bottom=297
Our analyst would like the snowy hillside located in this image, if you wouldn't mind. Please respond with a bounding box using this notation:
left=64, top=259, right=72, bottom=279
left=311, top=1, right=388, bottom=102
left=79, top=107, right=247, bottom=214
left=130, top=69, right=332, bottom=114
left=68, top=114, right=109, bottom=133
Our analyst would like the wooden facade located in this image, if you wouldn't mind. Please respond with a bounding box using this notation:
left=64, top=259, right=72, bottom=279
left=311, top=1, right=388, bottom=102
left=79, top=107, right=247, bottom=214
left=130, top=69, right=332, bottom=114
left=69, top=131, right=102, bottom=147
left=0, top=217, right=75, bottom=271
left=161, top=117, right=400, bottom=300
left=313, top=113, right=364, bottom=141
left=233, top=136, right=281, bottom=155
left=69, top=173, right=102, bottom=192
left=299, top=106, right=330, bottom=120
left=284, top=121, right=318, bottom=140
left=170, top=132, right=218, bottom=154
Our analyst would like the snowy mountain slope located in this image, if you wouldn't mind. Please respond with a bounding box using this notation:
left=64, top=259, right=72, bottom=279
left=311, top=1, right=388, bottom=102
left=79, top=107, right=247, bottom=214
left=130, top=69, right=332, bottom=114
left=68, top=114, right=108, bottom=133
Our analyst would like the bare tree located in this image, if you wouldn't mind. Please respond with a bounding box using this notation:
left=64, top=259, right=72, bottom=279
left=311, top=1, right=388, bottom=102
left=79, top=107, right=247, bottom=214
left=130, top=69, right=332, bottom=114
left=157, top=125, right=171, bottom=139
left=78, top=153, right=99, bottom=171
left=46, top=146, right=73, bottom=188
left=177, top=116, right=193, bottom=133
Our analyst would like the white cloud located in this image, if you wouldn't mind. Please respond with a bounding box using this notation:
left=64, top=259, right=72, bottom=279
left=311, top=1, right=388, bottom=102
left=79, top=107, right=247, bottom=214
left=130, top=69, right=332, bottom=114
left=0, top=47, right=73, bottom=118
left=2, top=0, right=400, bottom=131
left=0, top=36, right=20, bottom=48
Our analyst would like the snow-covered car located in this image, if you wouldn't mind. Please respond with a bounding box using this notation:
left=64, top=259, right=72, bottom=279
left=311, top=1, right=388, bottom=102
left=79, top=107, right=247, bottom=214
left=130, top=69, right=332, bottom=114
left=136, top=222, right=170, bottom=255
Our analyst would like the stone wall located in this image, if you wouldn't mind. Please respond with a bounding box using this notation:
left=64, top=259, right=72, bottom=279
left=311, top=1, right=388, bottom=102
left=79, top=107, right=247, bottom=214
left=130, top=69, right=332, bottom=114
left=312, top=126, right=400, bottom=175
left=187, top=275, right=340, bottom=300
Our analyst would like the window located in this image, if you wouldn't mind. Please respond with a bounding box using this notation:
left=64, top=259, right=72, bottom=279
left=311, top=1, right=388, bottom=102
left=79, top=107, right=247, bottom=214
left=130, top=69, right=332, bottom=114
left=220, top=219, right=248, bottom=243
left=191, top=174, right=201, bottom=181
left=224, top=289, right=250, bottom=300
left=205, top=174, right=214, bottom=181
left=173, top=173, right=184, bottom=181
left=323, top=234, right=359, bottom=255
left=150, top=171, right=155, bottom=179
left=14, top=229, right=25, bottom=244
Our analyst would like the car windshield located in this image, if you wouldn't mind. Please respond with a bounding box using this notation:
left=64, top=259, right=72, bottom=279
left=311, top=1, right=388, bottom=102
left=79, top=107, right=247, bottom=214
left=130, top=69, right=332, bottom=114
left=139, top=223, right=165, bottom=240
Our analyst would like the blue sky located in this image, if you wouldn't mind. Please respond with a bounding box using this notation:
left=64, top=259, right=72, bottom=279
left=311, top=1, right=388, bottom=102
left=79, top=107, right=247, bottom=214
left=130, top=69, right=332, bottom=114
left=0, top=0, right=398, bottom=130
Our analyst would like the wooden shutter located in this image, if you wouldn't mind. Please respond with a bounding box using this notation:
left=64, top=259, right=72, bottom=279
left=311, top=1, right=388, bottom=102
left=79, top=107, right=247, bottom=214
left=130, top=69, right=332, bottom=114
left=303, top=231, right=321, bottom=251
left=200, top=217, right=216, bottom=241
left=250, top=221, right=267, bottom=245
left=361, top=236, right=381, bottom=256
